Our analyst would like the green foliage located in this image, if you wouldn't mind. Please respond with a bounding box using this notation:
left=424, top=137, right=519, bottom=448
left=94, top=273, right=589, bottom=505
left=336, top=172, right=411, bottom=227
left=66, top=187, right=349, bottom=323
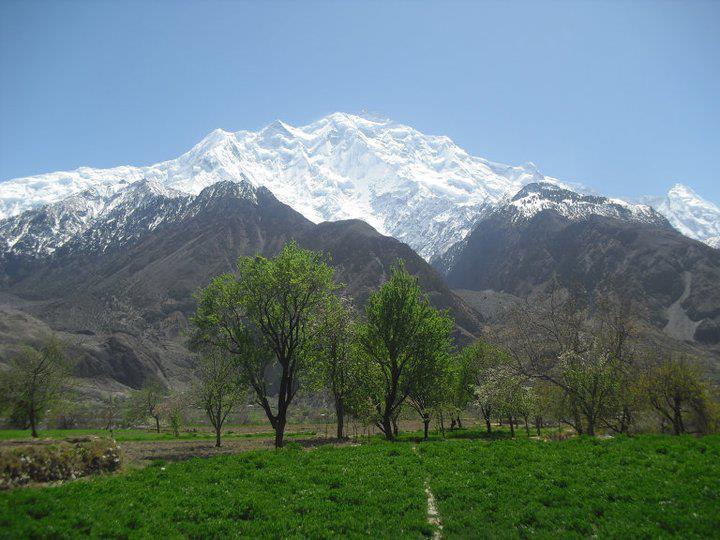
left=192, top=241, right=338, bottom=447
left=192, top=349, right=243, bottom=446
left=357, top=262, right=454, bottom=439
left=642, top=355, right=717, bottom=435
left=303, top=295, right=362, bottom=438
left=0, top=337, right=74, bottom=437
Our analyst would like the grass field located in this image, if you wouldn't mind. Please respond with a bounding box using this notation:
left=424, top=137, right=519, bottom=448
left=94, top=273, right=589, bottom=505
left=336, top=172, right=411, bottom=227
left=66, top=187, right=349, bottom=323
left=1, top=432, right=719, bottom=538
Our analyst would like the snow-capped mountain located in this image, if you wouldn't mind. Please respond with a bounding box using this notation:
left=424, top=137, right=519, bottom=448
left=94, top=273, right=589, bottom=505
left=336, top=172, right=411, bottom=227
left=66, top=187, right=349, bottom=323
left=0, top=113, right=566, bottom=261
left=434, top=182, right=670, bottom=274
left=640, top=184, right=720, bottom=249
left=0, top=113, right=717, bottom=262
left=504, top=183, right=666, bottom=225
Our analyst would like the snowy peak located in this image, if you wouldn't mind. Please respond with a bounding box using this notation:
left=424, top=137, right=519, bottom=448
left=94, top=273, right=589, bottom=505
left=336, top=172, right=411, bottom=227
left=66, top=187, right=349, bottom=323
left=649, top=183, right=720, bottom=247
left=0, top=112, right=557, bottom=262
left=1, top=113, right=718, bottom=260
left=505, top=183, right=667, bottom=226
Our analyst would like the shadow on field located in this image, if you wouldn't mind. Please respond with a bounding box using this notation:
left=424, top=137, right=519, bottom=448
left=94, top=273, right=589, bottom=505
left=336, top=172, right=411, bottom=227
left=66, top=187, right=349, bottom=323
left=121, top=436, right=352, bottom=466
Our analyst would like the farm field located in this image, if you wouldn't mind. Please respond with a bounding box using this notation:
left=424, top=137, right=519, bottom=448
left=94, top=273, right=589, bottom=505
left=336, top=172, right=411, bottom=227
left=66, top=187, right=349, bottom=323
left=1, top=432, right=719, bottom=538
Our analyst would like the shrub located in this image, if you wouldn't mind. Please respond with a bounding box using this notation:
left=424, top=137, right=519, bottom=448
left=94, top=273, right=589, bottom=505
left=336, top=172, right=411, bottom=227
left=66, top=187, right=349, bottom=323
left=0, top=437, right=121, bottom=489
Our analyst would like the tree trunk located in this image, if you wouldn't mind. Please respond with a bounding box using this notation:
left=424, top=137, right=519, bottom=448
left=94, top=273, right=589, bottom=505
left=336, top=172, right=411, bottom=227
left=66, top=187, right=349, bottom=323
left=154, top=415, right=160, bottom=433
left=457, top=415, right=463, bottom=429
left=275, top=413, right=287, bottom=448
left=485, top=418, right=492, bottom=434
left=524, top=415, right=530, bottom=437
left=423, top=417, right=430, bottom=440
left=392, top=416, right=399, bottom=437
left=215, top=425, right=222, bottom=447
left=382, top=415, right=394, bottom=441
left=439, top=411, right=445, bottom=437
left=30, top=413, right=38, bottom=438
left=509, top=417, right=515, bottom=437
left=535, top=416, right=542, bottom=436
left=672, top=396, right=684, bottom=435
left=586, top=417, right=595, bottom=436
left=335, top=397, right=345, bottom=439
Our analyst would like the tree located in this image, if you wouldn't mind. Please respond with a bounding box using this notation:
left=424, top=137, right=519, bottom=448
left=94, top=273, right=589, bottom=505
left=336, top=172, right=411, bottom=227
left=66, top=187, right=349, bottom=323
left=0, top=338, right=73, bottom=438
left=407, top=342, right=453, bottom=439
left=461, top=341, right=505, bottom=433
left=192, top=242, right=337, bottom=448
left=193, top=349, right=243, bottom=447
left=126, top=382, right=165, bottom=433
left=305, top=296, right=359, bottom=439
left=160, top=391, right=187, bottom=438
left=643, top=356, right=713, bottom=435
left=357, top=263, right=454, bottom=440
left=99, top=394, right=124, bottom=433
left=557, top=347, right=619, bottom=436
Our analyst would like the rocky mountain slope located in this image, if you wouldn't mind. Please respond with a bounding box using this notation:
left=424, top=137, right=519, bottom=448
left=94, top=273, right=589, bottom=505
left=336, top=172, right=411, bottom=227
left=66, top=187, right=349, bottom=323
left=440, top=183, right=720, bottom=347
left=0, top=180, right=481, bottom=391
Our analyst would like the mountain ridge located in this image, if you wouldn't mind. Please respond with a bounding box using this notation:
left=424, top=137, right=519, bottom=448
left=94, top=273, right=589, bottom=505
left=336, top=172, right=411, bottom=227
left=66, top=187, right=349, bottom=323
left=3, top=113, right=715, bottom=262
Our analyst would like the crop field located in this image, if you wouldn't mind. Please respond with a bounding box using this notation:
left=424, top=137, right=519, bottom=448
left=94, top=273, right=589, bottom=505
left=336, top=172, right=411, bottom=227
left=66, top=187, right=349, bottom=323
left=1, top=433, right=719, bottom=538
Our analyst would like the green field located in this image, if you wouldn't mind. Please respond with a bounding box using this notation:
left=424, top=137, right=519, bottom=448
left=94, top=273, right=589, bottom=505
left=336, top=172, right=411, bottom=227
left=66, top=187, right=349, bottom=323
left=1, top=433, right=719, bottom=538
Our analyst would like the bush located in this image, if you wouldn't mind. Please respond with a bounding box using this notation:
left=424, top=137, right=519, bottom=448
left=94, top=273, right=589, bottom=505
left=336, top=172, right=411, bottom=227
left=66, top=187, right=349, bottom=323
left=0, top=437, right=121, bottom=489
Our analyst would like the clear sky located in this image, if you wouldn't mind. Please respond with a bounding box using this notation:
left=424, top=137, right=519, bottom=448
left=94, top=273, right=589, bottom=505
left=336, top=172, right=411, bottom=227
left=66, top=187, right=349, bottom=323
left=1, top=0, right=718, bottom=202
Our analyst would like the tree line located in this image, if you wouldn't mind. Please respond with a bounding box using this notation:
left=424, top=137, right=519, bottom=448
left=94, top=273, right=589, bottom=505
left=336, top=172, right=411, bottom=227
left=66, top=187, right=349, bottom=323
left=1, top=242, right=718, bottom=446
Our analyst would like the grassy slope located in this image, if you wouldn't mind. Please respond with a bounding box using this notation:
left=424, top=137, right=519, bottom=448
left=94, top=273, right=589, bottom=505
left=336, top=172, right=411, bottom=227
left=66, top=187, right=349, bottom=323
left=1, top=433, right=719, bottom=538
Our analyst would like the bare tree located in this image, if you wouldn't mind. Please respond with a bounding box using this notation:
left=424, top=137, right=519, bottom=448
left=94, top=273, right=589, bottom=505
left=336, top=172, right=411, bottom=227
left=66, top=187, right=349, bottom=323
left=99, top=393, right=124, bottom=433
left=127, top=382, right=165, bottom=433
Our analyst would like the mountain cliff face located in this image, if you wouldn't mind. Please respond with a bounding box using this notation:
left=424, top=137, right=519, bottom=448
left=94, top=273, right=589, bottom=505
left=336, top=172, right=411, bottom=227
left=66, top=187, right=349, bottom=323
left=440, top=183, right=720, bottom=347
left=0, top=180, right=481, bottom=391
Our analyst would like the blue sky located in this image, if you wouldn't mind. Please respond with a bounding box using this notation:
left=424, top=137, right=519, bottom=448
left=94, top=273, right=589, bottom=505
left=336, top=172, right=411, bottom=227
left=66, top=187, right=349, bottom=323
left=1, top=0, right=718, bottom=202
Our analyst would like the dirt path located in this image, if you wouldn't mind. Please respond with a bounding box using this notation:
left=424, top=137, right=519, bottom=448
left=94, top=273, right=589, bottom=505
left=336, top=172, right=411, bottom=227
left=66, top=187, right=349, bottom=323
left=413, top=444, right=443, bottom=539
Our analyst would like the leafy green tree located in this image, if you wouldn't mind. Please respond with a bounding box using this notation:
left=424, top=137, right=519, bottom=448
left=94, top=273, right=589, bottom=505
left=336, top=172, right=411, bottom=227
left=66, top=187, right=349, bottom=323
left=192, top=242, right=337, bottom=447
left=407, top=343, right=453, bottom=440
left=305, top=296, right=359, bottom=439
left=558, top=347, right=619, bottom=436
left=0, top=337, right=74, bottom=438
left=193, top=349, right=244, bottom=447
left=357, top=263, right=453, bottom=440
left=643, top=356, right=714, bottom=435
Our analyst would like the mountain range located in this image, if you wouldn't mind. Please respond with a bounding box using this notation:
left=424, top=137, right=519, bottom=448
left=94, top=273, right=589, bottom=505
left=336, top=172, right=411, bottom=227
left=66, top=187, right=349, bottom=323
left=0, top=113, right=718, bottom=391
left=1, top=113, right=718, bottom=263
